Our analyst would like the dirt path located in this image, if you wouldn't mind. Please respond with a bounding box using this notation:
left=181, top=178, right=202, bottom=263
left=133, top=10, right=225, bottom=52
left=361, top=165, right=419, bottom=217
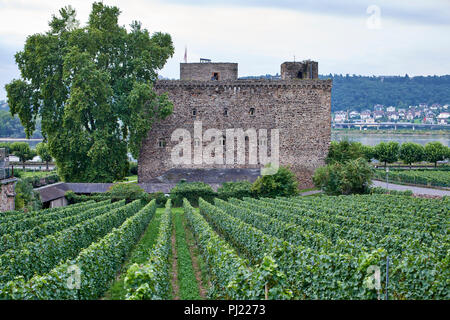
left=184, top=219, right=208, bottom=299
left=170, top=227, right=180, bottom=300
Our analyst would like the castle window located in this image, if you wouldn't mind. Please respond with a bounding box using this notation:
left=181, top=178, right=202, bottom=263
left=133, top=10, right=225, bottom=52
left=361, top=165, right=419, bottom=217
left=249, top=108, right=255, bottom=116
left=259, top=137, right=267, bottom=146
left=194, top=138, right=201, bottom=147
left=297, top=71, right=303, bottom=79
left=158, top=139, right=166, bottom=148
left=223, top=108, right=228, bottom=116
left=192, top=108, right=197, bottom=116
left=220, top=135, right=226, bottom=146
left=211, top=72, right=219, bottom=81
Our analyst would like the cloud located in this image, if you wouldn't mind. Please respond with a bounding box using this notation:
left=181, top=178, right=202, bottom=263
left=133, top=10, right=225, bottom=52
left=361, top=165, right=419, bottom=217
left=160, top=0, right=450, bottom=26
left=0, top=0, right=449, bottom=100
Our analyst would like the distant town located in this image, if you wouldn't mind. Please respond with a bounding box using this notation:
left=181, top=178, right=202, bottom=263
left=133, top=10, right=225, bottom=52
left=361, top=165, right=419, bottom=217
left=333, top=103, right=449, bottom=125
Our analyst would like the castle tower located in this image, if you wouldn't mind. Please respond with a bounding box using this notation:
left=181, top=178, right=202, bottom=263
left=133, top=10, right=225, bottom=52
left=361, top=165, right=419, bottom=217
left=281, top=60, right=318, bottom=80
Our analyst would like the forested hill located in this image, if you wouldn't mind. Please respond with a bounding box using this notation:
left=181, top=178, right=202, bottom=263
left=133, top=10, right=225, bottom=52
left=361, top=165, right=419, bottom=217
left=319, top=74, right=450, bottom=112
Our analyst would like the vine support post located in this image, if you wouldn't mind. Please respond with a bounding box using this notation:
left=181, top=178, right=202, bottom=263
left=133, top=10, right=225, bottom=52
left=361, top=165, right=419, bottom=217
left=385, top=256, right=390, bottom=300
left=265, top=283, right=268, bottom=300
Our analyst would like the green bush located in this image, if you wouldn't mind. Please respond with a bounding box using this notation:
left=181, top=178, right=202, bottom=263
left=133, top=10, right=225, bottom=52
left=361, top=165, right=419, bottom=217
left=148, top=191, right=167, bottom=208
left=217, top=181, right=253, bottom=200
left=170, top=182, right=215, bottom=207
left=326, top=140, right=365, bottom=164
left=14, top=179, right=41, bottom=211
left=313, top=158, right=374, bottom=195
left=129, top=162, right=138, bottom=175
left=107, top=183, right=149, bottom=203
left=251, top=165, right=299, bottom=198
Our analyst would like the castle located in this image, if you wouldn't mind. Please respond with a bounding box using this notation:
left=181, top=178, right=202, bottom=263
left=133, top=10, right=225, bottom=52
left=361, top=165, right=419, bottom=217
left=138, top=60, right=332, bottom=188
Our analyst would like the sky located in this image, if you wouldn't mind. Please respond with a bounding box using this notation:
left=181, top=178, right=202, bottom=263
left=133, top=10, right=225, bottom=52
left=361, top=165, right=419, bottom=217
left=0, top=0, right=449, bottom=100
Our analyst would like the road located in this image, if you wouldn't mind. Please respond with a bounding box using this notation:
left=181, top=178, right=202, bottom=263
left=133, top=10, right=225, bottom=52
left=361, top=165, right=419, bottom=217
left=372, top=180, right=450, bottom=197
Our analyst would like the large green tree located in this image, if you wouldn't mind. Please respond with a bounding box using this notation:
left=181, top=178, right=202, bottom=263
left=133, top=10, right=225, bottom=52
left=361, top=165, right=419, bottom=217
left=5, top=3, right=174, bottom=182
left=399, top=142, right=424, bottom=169
left=374, top=141, right=399, bottom=168
left=36, top=142, right=53, bottom=171
left=10, top=142, right=35, bottom=170
left=424, top=142, right=448, bottom=167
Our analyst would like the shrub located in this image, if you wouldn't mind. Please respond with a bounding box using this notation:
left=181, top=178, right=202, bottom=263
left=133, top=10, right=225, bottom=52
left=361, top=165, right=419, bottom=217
left=326, top=140, right=365, bottom=164
left=107, top=183, right=149, bottom=203
left=129, top=162, right=138, bottom=175
left=251, top=165, right=299, bottom=198
left=313, top=158, right=374, bottom=195
left=14, top=179, right=41, bottom=211
left=170, top=182, right=215, bottom=207
left=148, top=191, right=167, bottom=208
left=217, top=181, right=253, bottom=200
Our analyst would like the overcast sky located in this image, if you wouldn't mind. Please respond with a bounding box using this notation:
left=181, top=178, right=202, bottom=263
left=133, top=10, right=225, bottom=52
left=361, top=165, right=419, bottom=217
left=1, top=0, right=449, bottom=100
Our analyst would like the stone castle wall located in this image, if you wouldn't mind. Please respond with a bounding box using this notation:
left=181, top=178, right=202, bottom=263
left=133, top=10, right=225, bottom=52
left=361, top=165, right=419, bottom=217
left=180, top=63, right=238, bottom=81
left=1, top=179, right=16, bottom=212
left=138, top=78, right=332, bottom=188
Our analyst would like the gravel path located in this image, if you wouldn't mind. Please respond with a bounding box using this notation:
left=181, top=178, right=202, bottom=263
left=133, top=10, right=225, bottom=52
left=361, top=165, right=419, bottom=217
left=372, top=180, right=450, bottom=197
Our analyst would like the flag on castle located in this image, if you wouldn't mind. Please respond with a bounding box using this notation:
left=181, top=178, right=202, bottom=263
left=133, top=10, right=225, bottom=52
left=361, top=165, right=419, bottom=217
left=184, top=46, right=187, bottom=63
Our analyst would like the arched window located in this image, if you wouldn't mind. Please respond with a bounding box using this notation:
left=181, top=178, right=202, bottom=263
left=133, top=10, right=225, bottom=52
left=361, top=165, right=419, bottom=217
left=249, top=108, right=255, bottom=116
left=192, top=108, right=197, bottom=116
left=194, top=138, right=201, bottom=147
left=223, top=108, right=228, bottom=116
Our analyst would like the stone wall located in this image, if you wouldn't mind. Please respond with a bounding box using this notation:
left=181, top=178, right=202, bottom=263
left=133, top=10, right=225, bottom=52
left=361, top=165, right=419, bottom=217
left=138, top=78, right=332, bottom=188
left=281, top=61, right=318, bottom=80
left=0, top=179, right=17, bottom=212
left=180, top=63, right=238, bottom=81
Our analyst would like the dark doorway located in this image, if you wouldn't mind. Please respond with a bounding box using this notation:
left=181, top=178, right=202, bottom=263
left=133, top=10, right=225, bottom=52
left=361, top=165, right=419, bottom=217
left=211, top=72, right=219, bottom=80
left=297, top=71, right=303, bottom=79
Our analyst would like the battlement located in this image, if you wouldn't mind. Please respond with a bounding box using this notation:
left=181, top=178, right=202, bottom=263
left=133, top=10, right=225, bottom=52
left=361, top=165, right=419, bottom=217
left=155, top=78, right=332, bottom=90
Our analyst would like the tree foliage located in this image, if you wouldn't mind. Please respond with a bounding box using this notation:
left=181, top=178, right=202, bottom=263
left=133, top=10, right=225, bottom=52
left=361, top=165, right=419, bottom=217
left=324, top=74, right=450, bottom=112
left=251, top=165, right=299, bottom=198
left=399, top=142, right=424, bottom=169
left=10, top=142, right=35, bottom=169
left=326, top=140, right=365, bottom=164
left=424, top=142, right=448, bottom=167
left=313, top=158, right=374, bottom=195
left=5, top=3, right=174, bottom=182
left=374, top=141, right=399, bottom=167
left=35, top=142, right=52, bottom=170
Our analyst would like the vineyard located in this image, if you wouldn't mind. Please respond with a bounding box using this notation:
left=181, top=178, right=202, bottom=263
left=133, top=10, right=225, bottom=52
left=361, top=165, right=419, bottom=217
left=0, top=194, right=448, bottom=300
left=375, top=169, right=450, bottom=188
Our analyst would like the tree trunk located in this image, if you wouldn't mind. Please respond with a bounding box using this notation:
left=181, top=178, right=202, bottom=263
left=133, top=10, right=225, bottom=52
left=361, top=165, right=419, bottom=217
left=46, top=161, right=49, bottom=171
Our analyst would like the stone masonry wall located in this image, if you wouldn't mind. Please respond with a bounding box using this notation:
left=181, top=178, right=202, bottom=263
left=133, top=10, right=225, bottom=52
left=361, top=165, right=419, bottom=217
left=138, top=79, right=332, bottom=188
left=0, top=179, right=16, bottom=212
left=180, top=63, right=238, bottom=81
